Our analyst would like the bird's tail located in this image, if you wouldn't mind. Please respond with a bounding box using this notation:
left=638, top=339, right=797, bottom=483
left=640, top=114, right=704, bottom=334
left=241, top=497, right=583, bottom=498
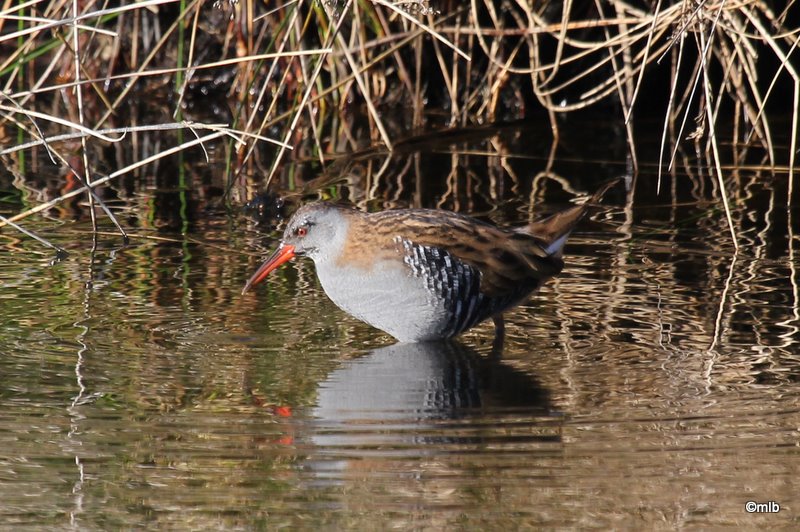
left=521, top=178, right=622, bottom=258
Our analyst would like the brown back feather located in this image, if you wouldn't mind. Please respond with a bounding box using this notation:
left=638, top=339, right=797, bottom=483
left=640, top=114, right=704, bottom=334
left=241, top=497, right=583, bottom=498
left=342, top=209, right=558, bottom=298
left=338, top=179, right=620, bottom=298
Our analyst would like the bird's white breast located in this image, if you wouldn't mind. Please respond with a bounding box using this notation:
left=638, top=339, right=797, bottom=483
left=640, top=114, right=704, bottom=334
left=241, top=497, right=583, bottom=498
left=313, top=254, right=449, bottom=342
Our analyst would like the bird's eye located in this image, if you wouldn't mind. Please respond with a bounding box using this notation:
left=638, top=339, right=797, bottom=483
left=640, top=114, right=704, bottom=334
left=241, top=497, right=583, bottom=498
left=296, top=226, right=308, bottom=237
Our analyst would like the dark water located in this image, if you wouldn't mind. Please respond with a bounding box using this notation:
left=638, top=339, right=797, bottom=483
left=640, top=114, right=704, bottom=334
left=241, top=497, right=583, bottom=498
left=1, top=124, right=799, bottom=528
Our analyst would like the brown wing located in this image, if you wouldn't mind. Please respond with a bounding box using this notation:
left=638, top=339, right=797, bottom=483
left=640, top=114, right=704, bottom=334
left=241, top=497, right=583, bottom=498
left=364, top=209, right=563, bottom=298
left=332, top=180, right=619, bottom=326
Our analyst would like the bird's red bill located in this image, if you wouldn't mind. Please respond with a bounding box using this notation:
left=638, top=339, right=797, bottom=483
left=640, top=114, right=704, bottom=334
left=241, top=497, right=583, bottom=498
left=242, top=244, right=296, bottom=294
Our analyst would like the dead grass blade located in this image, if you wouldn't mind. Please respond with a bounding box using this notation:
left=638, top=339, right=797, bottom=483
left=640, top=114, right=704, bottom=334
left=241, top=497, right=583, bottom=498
left=0, top=131, right=227, bottom=229
left=0, top=214, right=68, bottom=255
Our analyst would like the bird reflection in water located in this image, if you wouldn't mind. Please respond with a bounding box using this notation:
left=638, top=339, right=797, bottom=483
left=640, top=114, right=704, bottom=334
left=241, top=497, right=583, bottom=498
left=308, top=340, right=556, bottom=446
left=301, top=341, right=560, bottom=489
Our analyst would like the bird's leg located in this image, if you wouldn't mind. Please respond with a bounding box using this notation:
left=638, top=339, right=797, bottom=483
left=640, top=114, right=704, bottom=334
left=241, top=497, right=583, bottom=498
left=491, top=314, right=505, bottom=357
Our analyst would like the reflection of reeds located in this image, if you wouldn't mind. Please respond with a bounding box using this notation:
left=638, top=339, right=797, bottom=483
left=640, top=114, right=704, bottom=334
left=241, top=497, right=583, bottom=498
left=0, top=1, right=797, bottom=251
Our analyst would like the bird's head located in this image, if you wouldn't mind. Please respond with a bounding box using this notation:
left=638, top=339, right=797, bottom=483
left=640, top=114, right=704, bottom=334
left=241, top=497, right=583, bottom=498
left=241, top=202, right=351, bottom=294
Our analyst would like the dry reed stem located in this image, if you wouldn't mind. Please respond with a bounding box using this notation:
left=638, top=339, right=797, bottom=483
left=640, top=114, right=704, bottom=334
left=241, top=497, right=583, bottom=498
left=0, top=0, right=177, bottom=44
left=699, top=8, right=738, bottom=249
left=740, top=6, right=800, bottom=187
left=0, top=213, right=67, bottom=254
left=0, top=122, right=253, bottom=155
left=6, top=105, right=130, bottom=240
left=172, top=1, right=203, bottom=116
left=523, top=0, right=795, bottom=208
left=235, top=5, right=305, bottom=179
left=6, top=50, right=332, bottom=102
left=0, top=0, right=797, bottom=248
left=330, top=2, right=394, bottom=149
left=70, top=0, right=101, bottom=236
left=0, top=131, right=227, bottom=229
left=0, top=102, right=124, bottom=142
left=624, top=0, right=664, bottom=124
left=376, top=0, right=470, bottom=61
left=294, top=12, right=326, bottom=169
left=264, top=0, right=355, bottom=187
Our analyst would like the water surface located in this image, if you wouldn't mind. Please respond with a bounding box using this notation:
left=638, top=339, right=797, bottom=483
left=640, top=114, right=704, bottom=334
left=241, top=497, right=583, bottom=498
left=1, top=126, right=799, bottom=528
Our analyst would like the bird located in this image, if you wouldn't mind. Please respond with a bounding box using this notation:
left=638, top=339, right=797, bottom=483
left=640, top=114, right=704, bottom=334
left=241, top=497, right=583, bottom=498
left=242, top=180, right=620, bottom=343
